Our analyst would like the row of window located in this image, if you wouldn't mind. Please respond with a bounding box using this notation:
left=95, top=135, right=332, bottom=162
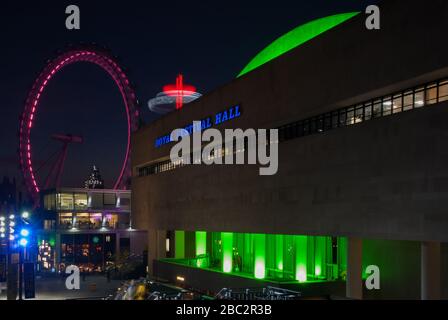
left=137, top=78, right=448, bottom=178
left=278, top=79, right=448, bottom=142
left=44, top=192, right=131, bottom=211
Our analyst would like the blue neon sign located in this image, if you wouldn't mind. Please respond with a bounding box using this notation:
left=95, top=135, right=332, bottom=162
left=154, top=105, right=242, bottom=148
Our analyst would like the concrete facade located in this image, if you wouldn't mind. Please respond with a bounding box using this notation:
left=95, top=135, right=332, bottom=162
left=132, top=0, right=448, bottom=298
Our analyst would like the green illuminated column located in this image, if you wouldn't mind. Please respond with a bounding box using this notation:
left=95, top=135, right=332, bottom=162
left=195, top=231, right=207, bottom=256
left=295, top=235, right=307, bottom=282
left=222, top=232, right=233, bottom=273
left=315, top=236, right=326, bottom=277
left=254, top=234, right=266, bottom=279
left=338, top=237, right=348, bottom=275
left=276, top=235, right=284, bottom=272
left=175, top=231, right=185, bottom=259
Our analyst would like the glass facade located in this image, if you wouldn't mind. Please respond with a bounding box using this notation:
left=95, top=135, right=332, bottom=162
left=58, top=212, right=120, bottom=230
left=170, top=231, right=347, bottom=283
left=43, top=191, right=130, bottom=212
left=60, top=233, right=116, bottom=272
left=41, top=190, right=131, bottom=231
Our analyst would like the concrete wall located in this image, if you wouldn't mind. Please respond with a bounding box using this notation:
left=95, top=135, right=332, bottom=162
left=133, top=0, right=448, bottom=167
left=362, top=240, right=448, bottom=300
left=132, top=0, right=448, bottom=243
left=133, top=101, right=448, bottom=242
left=131, top=1, right=448, bottom=299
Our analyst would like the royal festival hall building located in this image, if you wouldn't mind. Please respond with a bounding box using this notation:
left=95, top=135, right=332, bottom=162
left=132, top=1, right=448, bottom=299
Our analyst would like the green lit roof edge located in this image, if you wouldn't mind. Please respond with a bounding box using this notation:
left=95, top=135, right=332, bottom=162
left=237, top=12, right=360, bottom=78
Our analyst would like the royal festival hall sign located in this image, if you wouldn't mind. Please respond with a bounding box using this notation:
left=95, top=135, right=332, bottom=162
left=154, top=105, right=242, bottom=148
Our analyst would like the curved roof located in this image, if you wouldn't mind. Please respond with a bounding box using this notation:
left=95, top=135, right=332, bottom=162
left=237, top=12, right=360, bottom=77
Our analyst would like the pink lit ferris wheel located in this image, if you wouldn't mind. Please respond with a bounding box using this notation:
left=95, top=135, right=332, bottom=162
left=19, top=46, right=140, bottom=204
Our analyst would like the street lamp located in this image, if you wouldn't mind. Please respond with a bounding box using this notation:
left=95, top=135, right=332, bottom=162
left=19, top=238, right=28, bottom=247
left=21, top=212, right=30, bottom=219
left=20, top=229, right=30, bottom=237
left=18, top=227, right=30, bottom=300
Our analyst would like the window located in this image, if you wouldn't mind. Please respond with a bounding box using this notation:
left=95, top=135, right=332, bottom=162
left=303, top=119, right=310, bottom=135
left=119, top=196, right=131, bottom=208
left=393, top=94, right=403, bottom=114
left=75, top=213, right=90, bottom=229
left=43, top=220, right=55, bottom=231
left=317, top=115, right=324, bottom=133
left=364, top=102, right=372, bottom=121
left=355, top=105, right=364, bottom=123
left=90, top=213, right=102, bottom=229
left=285, top=124, right=293, bottom=140
left=414, top=88, right=425, bottom=108
left=104, top=193, right=116, bottom=206
left=90, top=193, right=103, bottom=209
left=296, top=121, right=304, bottom=137
left=74, top=193, right=88, bottom=210
left=58, top=193, right=74, bottom=210
left=44, top=194, right=56, bottom=210
left=346, top=107, right=355, bottom=126
left=382, top=97, right=392, bottom=116
left=339, top=110, right=346, bottom=127
left=278, top=126, right=285, bottom=142
left=59, top=213, right=73, bottom=229
left=439, top=80, right=448, bottom=102
left=331, top=111, right=339, bottom=129
left=403, top=91, right=413, bottom=111
left=373, top=99, right=382, bottom=118
left=103, top=214, right=118, bottom=229
left=425, top=83, right=438, bottom=105
left=324, top=114, right=332, bottom=130
left=309, top=117, right=317, bottom=134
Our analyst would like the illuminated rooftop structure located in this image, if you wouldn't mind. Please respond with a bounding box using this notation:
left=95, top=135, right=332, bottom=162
left=237, top=12, right=360, bottom=77
left=148, top=74, right=202, bottom=114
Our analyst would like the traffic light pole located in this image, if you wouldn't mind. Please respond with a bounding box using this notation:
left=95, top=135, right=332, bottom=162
left=18, top=246, right=23, bottom=300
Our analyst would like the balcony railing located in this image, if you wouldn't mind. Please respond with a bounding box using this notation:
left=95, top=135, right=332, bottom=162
left=57, top=222, right=130, bottom=231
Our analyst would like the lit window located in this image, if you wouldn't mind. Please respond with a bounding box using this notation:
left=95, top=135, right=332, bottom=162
left=346, top=107, right=354, bottom=125
left=382, top=97, right=392, bottom=116
left=364, top=102, right=372, bottom=121
left=414, top=88, right=425, bottom=108
left=74, top=193, right=88, bottom=209
left=392, top=94, right=402, bottom=114
left=58, top=193, right=74, bottom=210
left=403, top=91, right=413, bottom=111
left=373, top=99, right=382, bottom=118
left=355, top=105, right=364, bottom=123
left=439, top=81, right=448, bottom=102
left=425, top=83, right=438, bottom=105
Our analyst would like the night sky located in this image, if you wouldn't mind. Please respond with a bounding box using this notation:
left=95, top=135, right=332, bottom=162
left=0, top=0, right=377, bottom=191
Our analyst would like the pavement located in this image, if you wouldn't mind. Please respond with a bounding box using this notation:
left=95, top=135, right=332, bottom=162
left=0, top=274, right=123, bottom=300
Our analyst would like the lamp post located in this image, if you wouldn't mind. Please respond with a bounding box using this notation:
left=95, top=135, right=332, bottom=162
left=1, top=211, right=33, bottom=300
left=18, top=211, right=31, bottom=300
left=18, top=233, right=29, bottom=300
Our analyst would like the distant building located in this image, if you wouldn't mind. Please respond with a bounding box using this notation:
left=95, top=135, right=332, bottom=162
left=84, top=166, right=105, bottom=189
left=37, top=188, right=146, bottom=273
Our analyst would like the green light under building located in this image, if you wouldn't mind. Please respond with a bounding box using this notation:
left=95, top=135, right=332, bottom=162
left=237, top=12, right=360, bottom=77
left=222, top=232, right=233, bottom=273
left=175, top=230, right=185, bottom=259
left=276, top=234, right=284, bottom=271
left=254, top=234, right=266, bottom=279
left=171, top=230, right=348, bottom=283
left=315, top=236, right=326, bottom=277
left=195, top=231, right=207, bottom=256
left=295, top=235, right=307, bottom=282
